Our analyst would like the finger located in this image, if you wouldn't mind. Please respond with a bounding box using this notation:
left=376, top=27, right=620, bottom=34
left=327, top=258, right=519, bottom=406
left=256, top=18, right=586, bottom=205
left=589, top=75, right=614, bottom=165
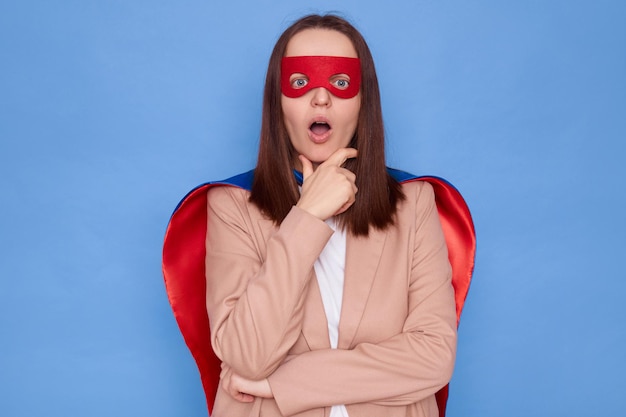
left=227, top=375, right=255, bottom=403
left=336, top=182, right=357, bottom=215
left=235, top=392, right=255, bottom=403
left=323, top=147, right=358, bottom=168
left=334, top=195, right=356, bottom=216
left=299, top=155, right=314, bottom=180
left=339, top=167, right=356, bottom=184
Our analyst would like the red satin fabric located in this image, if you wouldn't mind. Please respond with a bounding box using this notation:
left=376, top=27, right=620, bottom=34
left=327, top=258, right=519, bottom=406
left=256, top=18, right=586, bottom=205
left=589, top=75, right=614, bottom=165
left=162, top=183, right=221, bottom=412
left=162, top=178, right=475, bottom=416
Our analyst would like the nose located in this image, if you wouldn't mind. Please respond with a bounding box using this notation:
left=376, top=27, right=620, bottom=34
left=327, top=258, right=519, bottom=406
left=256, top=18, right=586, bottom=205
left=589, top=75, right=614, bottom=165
left=310, top=87, right=331, bottom=107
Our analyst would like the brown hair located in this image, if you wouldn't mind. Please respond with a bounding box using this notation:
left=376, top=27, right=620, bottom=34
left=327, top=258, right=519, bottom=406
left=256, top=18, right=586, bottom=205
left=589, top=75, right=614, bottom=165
left=250, top=14, right=404, bottom=236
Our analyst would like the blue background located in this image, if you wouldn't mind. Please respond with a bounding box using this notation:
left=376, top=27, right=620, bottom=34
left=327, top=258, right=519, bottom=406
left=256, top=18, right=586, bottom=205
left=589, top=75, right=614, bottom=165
left=1, top=1, right=625, bottom=416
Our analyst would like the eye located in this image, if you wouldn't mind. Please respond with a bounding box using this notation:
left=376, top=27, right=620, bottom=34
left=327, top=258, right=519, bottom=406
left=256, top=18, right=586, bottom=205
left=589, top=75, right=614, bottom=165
left=289, top=74, right=309, bottom=89
left=330, top=74, right=350, bottom=90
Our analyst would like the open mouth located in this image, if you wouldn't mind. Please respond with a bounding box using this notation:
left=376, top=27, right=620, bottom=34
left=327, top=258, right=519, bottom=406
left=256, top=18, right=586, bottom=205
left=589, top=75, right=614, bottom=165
left=309, top=121, right=331, bottom=136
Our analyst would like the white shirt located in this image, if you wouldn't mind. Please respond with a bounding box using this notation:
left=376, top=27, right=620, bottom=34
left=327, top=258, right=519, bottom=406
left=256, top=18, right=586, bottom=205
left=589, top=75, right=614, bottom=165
left=313, top=218, right=349, bottom=417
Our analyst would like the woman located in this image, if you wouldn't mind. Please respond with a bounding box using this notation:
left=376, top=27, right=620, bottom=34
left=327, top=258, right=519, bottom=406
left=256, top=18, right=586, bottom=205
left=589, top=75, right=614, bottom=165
left=207, top=14, right=456, bottom=417
left=163, top=13, right=475, bottom=417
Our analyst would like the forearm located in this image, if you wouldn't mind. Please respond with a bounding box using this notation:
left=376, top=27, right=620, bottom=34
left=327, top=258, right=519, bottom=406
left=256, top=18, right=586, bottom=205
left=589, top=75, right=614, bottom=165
left=268, top=279, right=456, bottom=415
left=206, top=192, right=333, bottom=379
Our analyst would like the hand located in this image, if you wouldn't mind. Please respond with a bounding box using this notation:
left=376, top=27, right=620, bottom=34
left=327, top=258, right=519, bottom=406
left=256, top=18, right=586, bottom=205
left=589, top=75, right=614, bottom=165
left=222, top=369, right=273, bottom=403
left=296, top=148, right=358, bottom=220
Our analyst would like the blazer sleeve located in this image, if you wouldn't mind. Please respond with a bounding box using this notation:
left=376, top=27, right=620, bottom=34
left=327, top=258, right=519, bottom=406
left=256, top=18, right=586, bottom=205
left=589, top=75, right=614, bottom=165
left=205, top=187, right=334, bottom=380
left=268, top=182, right=457, bottom=415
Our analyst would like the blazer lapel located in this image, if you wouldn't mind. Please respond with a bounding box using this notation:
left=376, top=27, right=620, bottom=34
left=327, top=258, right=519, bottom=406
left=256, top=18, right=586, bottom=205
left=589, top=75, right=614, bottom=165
left=338, top=227, right=388, bottom=349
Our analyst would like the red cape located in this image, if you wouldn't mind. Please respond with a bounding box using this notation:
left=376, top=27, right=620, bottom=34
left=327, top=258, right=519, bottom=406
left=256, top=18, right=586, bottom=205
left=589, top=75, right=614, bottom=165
left=162, top=169, right=475, bottom=416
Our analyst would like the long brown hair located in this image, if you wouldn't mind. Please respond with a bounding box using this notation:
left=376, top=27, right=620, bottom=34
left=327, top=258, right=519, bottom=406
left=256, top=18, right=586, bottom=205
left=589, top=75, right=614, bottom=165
left=250, top=14, right=404, bottom=236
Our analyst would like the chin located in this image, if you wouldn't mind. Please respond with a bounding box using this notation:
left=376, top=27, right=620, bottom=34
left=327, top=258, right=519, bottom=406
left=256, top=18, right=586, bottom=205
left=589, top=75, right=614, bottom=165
left=306, top=151, right=336, bottom=165
left=311, top=143, right=347, bottom=160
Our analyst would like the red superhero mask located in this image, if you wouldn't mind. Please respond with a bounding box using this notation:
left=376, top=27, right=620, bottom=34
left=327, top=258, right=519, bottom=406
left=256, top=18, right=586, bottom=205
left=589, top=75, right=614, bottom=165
left=281, top=56, right=361, bottom=99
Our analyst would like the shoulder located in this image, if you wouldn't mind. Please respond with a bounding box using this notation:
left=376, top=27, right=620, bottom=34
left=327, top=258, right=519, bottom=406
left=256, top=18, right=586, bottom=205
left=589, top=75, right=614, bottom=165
left=207, top=184, right=250, bottom=203
left=206, top=184, right=253, bottom=216
left=399, top=179, right=436, bottom=207
left=387, top=167, right=436, bottom=207
left=203, top=168, right=255, bottom=206
left=393, top=179, right=438, bottom=231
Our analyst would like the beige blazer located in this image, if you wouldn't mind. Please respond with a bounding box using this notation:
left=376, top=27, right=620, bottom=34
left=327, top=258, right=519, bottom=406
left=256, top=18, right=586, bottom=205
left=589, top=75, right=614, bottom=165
left=205, top=180, right=456, bottom=417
